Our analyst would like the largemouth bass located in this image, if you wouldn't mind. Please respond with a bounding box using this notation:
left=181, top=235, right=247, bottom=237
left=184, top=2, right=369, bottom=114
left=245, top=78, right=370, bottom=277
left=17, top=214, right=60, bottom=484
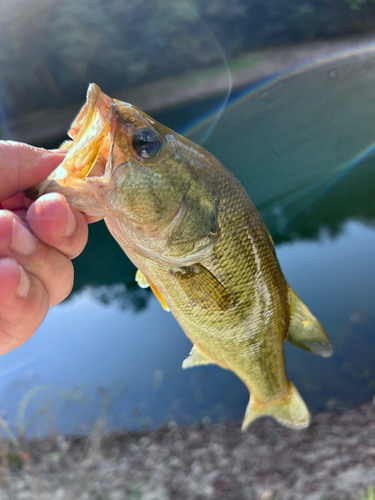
left=30, top=84, right=333, bottom=429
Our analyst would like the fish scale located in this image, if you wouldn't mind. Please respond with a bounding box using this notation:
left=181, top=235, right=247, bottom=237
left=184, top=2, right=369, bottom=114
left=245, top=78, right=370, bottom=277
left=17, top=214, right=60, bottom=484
left=168, top=170, right=291, bottom=403
left=104, top=152, right=304, bottom=425
left=29, top=83, right=333, bottom=430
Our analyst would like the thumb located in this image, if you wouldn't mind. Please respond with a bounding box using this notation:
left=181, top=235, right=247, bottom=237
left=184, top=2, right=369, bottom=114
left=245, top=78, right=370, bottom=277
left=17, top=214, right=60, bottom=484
left=0, top=141, right=66, bottom=201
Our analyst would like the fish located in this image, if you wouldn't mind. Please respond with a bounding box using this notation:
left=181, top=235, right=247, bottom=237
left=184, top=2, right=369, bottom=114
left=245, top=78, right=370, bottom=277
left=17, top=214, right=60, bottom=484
left=29, top=83, right=333, bottom=430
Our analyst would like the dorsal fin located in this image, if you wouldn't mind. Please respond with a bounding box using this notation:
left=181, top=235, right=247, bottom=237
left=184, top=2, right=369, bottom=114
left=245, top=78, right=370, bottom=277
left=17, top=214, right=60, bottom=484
left=286, top=288, right=333, bottom=358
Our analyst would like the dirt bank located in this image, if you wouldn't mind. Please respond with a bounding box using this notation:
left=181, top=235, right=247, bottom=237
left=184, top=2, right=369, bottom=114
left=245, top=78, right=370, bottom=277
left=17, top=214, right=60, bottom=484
left=1, top=402, right=374, bottom=500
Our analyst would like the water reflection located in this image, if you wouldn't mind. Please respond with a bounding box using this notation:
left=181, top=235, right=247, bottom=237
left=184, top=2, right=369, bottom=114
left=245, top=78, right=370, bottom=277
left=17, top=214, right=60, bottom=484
left=71, top=220, right=147, bottom=309
left=279, top=220, right=375, bottom=410
left=0, top=290, right=247, bottom=436
left=0, top=216, right=375, bottom=436
left=274, top=154, right=375, bottom=243
left=187, top=43, right=375, bottom=236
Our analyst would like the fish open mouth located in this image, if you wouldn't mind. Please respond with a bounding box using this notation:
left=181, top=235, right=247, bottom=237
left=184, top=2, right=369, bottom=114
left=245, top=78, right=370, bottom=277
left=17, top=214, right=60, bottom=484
left=62, top=83, right=114, bottom=179
left=28, top=84, right=115, bottom=198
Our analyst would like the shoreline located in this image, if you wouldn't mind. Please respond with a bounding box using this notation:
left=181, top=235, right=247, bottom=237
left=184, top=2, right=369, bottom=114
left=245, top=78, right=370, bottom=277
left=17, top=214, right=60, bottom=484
left=7, top=34, right=375, bottom=146
left=2, top=402, right=375, bottom=499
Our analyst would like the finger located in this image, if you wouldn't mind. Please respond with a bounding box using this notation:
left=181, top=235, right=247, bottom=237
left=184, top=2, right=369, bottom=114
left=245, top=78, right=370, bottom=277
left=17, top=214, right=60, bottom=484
left=0, top=210, right=74, bottom=307
left=0, top=258, right=49, bottom=355
left=0, top=194, right=33, bottom=212
left=0, top=193, right=25, bottom=211
left=0, top=209, right=35, bottom=255
left=26, top=193, right=88, bottom=259
left=0, top=141, right=66, bottom=201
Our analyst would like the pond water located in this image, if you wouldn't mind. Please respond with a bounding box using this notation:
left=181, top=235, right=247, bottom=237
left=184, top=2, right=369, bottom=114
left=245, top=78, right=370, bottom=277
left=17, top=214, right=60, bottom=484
left=1, top=43, right=375, bottom=438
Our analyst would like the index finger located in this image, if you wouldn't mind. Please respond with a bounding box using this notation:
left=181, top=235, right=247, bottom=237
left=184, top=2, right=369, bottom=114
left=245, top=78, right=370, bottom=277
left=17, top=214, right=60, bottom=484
left=0, top=141, right=66, bottom=202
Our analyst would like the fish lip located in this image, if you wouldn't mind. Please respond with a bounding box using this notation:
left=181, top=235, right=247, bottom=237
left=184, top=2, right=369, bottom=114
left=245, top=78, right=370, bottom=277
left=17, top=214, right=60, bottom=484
left=86, top=82, right=100, bottom=108
left=71, top=82, right=103, bottom=140
left=59, top=83, right=116, bottom=179
left=66, top=83, right=100, bottom=141
left=25, top=84, right=115, bottom=200
left=63, top=83, right=113, bottom=178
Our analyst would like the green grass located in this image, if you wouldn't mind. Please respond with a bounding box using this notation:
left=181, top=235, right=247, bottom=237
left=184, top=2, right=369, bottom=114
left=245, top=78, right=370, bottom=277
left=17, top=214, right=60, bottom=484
left=356, top=486, right=375, bottom=500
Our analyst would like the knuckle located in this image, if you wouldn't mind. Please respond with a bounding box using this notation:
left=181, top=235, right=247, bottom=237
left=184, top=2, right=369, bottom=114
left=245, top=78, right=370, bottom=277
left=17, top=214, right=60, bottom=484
left=26, top=198, right=88, bottom=259
left=47, top=257, right=74, bottom=307
left=21, top=244, right=74, bottom=308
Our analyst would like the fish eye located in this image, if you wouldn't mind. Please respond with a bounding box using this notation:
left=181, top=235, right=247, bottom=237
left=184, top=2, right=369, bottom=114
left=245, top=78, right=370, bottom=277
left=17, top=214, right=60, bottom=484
left=132, top=129, right=162, bottom=159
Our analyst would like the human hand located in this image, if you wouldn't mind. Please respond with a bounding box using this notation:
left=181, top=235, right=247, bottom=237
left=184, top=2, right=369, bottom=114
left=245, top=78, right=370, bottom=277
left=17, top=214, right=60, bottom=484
left=0, top=141, right=99, bottom=355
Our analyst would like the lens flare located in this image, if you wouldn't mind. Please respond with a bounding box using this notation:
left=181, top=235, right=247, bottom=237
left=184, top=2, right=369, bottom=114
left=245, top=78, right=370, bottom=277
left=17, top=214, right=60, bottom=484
left=183, top=41, right=375, bottom=231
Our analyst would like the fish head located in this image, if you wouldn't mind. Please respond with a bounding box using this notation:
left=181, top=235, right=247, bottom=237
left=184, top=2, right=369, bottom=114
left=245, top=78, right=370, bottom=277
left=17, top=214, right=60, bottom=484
left=30, top=84, right=218, bottom=261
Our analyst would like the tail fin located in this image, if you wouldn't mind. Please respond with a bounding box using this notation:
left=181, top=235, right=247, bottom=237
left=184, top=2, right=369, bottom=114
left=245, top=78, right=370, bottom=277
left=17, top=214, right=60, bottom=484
left=241, top=382, right=310, bottom=430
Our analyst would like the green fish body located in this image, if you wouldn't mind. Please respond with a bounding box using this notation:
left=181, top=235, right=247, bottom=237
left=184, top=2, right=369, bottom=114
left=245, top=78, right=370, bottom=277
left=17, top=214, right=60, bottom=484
left=31, top=84, right=333, bottom=429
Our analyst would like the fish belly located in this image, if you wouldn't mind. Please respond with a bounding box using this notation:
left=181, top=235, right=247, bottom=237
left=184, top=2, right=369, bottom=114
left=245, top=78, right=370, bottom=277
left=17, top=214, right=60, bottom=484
left=104, top=205, right=310, bottom=430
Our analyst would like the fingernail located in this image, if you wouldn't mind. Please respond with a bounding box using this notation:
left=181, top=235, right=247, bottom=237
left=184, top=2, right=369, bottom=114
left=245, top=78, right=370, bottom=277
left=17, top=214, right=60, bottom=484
left=10, top=218, right=36, bottom=256
left=16, top=265, right=30, bottom=298
left=64, top=204, right=76, bottom=237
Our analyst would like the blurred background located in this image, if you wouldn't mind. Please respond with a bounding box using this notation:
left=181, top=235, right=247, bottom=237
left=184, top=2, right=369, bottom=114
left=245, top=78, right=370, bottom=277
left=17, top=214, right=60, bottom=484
left=1, top=0, right=375, bottom=438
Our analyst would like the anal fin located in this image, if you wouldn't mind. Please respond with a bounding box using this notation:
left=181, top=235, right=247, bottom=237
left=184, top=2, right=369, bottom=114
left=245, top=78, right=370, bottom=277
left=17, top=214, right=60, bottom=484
left=286, top=288, right=333, bottom=358
left=135, top=270, right=170, bottom=312
left=182, top=345, right=216, bottom=369
left=148, top=282, right=170, bottom=312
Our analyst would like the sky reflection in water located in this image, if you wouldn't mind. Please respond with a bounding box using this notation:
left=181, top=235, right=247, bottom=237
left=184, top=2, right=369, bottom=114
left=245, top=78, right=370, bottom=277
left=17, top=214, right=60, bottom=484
left=1, top=217, right=375, bottom=436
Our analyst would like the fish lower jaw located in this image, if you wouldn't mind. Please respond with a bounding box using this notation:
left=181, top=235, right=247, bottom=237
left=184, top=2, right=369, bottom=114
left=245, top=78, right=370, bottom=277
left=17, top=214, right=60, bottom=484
left=38, top=175, right=112, bottom=218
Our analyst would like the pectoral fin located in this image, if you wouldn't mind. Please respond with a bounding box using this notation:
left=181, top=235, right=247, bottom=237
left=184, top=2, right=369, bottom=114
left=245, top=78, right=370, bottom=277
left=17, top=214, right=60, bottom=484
left=182, top=345, right=216, bottom=369
left=135, top=269, right=149, bottom=289
left=135, top=270, right=170, bottom=312
left=286, top=288, right=333, bottom=358
left=171, top=264, right=234, bottom=311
